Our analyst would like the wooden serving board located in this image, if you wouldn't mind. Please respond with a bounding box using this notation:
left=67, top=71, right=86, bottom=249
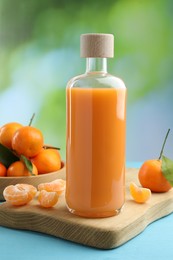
left=0, top=168, right=173, bottom=249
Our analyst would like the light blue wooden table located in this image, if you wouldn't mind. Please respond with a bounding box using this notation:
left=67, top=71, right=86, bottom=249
left=0, top=162, right=173, bottom=260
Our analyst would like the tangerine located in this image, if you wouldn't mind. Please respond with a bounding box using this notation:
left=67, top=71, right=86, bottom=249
left=12, top=126, right=44, bottom=158
left=3, top=184, right=37, bottom=206
left=129, top=182, right=151, bottom=203
left=31, top=148, right=61, bottom=174
left=138, top=129, right=172, bottom=193
left=38, top=190, right=59, bottom=208
left=0, top=122, right=22, bottom=149
left=16, top=184, right=37, bottom=200
left=38, top=179, right=66, bottom=195
left=138, top=160, right=172, bottom=192
left=7, top=161, right=38, bottom=177
left=0, top=162, right=7, bottom=177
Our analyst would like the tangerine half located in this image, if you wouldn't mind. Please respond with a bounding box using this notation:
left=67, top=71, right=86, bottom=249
left=38, top=179, right=66, bottom=195
left=16, top=184, right=37, bottom=201
left=38, top=190, right=59, bottom=208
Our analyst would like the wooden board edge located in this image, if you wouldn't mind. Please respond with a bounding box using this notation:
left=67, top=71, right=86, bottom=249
left=113, top=197, right=173, bottom=248
left=1, top=167, right=173, bottom=249
left=1, top=199, right=173, bottom=250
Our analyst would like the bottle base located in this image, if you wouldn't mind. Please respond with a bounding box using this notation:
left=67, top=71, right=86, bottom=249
left=67, top=206, right=123, bottom=218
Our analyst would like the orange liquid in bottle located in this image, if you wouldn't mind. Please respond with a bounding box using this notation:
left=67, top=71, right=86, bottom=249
left=66, top=87, right=126, bottom=218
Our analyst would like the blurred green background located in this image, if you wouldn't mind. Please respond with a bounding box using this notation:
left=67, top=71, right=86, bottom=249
left=0, top=0, right=173, bottom=161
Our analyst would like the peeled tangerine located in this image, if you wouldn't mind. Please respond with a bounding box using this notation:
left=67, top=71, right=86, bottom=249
left=38, top=179, right=66, bottom=195
left=129, top=182, right=151, bottom=204
left=38, top=190, right=59, bottom=208
left=37, top=179, right=66, bottom=208
left=3, top=179, right=66, bottom=208
left=3, top=184, right=37, bottom=206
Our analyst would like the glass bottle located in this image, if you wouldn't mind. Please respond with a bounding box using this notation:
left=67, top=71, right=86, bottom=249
left=66, top=34, right=126, bottom=218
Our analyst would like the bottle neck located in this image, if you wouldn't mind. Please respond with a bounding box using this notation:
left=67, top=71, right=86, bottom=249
left=86, top=58, right=107, bottom=74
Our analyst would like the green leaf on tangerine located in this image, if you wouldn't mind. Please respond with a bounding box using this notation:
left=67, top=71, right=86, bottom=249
left=20, top=155, right=34, bottom=176
left=0, top=143, right=19, bottom=167
left=161, top=155, right=173, bottom=186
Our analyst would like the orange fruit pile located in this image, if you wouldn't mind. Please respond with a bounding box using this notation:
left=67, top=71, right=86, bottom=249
left=3, top=179, right=66, bottom=208
left=0, top=121, right=61, bottom=177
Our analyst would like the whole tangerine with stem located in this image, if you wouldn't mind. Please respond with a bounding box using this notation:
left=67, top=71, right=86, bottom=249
left=31, top=148, right=61, bottom=174
left=138, top=129, right=172, bottom=193
left=0, top=162, right=7, bottom=177
left=0, top=122, right=23, bottom=149
left=7, top=161, right=38, bottom=177
left=12, top=126, right=44, bottom=158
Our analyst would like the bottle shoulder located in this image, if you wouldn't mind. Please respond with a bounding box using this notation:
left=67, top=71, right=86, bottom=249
left=67, top=73, right=126, bottom=89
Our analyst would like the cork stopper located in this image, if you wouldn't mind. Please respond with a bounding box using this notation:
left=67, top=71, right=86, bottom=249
left=80, top=33, right=114, bottom=58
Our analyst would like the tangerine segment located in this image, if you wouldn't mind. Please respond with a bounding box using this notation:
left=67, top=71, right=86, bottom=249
left=31, top=148, right=61, bottom=174
left=129, top=182, right=151, bottom=204
left=38, top=190, right=59, bottom=208
left=38, top=179, right=66, bottom=195
left=12, top=126, right=44, bottom=158
left=3, top=184, right=37, bottom=206
left=0, top=163, right=7, bottom=177
left=0, top=122, right=23, bottom=149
